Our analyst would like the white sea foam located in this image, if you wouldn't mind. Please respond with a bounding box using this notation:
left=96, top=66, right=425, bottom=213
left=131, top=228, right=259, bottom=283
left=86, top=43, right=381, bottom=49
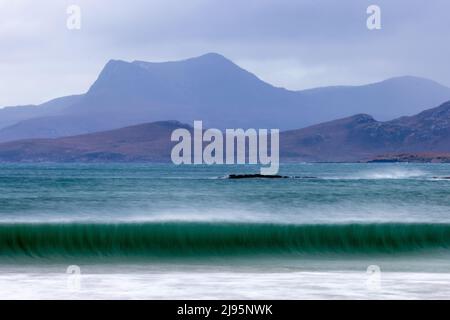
left=1, top=201, right=449, bottom=225
left=1, top=267, right=450, bottom=299
left=346, top=167, right=427, bottom=180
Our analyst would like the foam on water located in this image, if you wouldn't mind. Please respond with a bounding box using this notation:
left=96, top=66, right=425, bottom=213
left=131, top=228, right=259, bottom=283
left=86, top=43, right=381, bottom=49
left=343, top=167, right=428, bottom=180
left=1, top=266, right=450, bottom=299
left=1, top=163, right=450, bottom=299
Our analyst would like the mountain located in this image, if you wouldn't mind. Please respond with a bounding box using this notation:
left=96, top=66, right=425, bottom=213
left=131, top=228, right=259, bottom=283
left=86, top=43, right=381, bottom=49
left=298, top=76, right=450, bottom=122
left=0, top=53, right=295, bottom=141
left=0, top=121, right=189, bottom=162
left=1, top=101, right=450, bottom=163
left=1, top=53, right=450, bottom=142
left=281, top=101, right=450, bottom=162
left=0, top=95, right=82, bottom=130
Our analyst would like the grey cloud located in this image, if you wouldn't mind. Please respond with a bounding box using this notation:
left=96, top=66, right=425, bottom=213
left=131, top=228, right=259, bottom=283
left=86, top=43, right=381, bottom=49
left=0, top=0, right=449, bottom=106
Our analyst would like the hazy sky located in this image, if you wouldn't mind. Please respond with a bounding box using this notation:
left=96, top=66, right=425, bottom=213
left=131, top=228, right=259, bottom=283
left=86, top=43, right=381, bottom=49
left=1, top=0, right=449, bottom=106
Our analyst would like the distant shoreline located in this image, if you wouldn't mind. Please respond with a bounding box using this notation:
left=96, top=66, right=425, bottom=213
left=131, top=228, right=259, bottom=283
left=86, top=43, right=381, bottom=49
left=1, top=156, right=450, bottom=164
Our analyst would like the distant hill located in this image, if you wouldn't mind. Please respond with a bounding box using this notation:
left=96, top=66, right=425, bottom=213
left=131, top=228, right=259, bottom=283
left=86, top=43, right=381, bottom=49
left=0, top=121, right=188, bottom=162
left=0, top=95, right=82, bottom=130
left=281, top=101, right=450, bottom=162
left=1, top=101, right=450, bottom=163
left=1, top=53, right=450, bottom=142
left=367, top=153, right=450, bottom=163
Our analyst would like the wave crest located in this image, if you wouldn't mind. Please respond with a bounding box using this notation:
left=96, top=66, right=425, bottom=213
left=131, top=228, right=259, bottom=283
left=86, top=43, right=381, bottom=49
left=0, top=222, right=449, bottom=259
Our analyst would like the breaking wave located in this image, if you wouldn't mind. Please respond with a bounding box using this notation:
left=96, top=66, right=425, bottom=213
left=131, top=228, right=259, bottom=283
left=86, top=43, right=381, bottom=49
left=0, top=222, right=449, bottom=259
left=348, top=168, right=427, bottom=180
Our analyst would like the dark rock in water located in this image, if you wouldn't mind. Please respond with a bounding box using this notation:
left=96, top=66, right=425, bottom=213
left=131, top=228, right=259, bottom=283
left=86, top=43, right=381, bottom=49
left=432, top=176, right=450, bottom=180
left=227, top=174, right=288, bottom=179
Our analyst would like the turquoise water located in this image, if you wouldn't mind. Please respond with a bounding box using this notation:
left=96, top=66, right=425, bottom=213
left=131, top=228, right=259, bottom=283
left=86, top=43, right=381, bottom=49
left=1, top=162, right=450, bottom=257
left=2, top=222, right=450, bottom=259
left=1, top=163, right=449, bottom=224
left=1, top=163, right=450, bottom=299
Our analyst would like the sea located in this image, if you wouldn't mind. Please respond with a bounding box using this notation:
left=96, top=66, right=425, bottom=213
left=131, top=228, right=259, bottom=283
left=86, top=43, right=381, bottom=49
left=0, top=163, right=450, bottom=299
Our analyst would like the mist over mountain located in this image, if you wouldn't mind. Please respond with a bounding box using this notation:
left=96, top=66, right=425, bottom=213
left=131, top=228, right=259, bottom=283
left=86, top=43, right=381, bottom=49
left=1, top=53, right=450, bottom=143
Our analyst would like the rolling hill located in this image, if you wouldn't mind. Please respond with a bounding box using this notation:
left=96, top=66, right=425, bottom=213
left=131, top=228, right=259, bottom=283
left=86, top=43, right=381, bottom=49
left=1, top=101, right=450, bottom=163
left=281, top=101, right=450, bottom=161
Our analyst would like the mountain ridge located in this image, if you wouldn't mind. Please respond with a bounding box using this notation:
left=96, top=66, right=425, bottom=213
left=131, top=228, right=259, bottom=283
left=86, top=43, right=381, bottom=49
left=1, top=100, right=450, bottom=162
left=1, top=53, right=450, bottom=142
left=281, top=101, right=450, bottom=161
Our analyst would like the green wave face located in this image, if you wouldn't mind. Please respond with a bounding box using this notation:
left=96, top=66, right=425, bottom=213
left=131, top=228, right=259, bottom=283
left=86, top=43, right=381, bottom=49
left=1, top=222, right=450, bottom=259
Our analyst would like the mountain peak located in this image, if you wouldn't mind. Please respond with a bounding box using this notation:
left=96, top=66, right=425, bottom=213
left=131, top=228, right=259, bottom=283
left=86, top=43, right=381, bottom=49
left=378, top=75, right=449, bottom=89
left=193, top=52, right=230, bottom=61
left=3, top=53, right=450, bottom=143
left=130, top=52, right=233, bottom=68
left=103, top=59, right=131, bottom=69
left=349, top=114, right=376, bottom=123
left=95, top=59, right=137, bottom=78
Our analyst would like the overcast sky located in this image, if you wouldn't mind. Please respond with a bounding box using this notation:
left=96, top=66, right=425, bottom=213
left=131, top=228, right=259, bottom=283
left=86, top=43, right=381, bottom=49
left=1, top=0, right=449, bottom=106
